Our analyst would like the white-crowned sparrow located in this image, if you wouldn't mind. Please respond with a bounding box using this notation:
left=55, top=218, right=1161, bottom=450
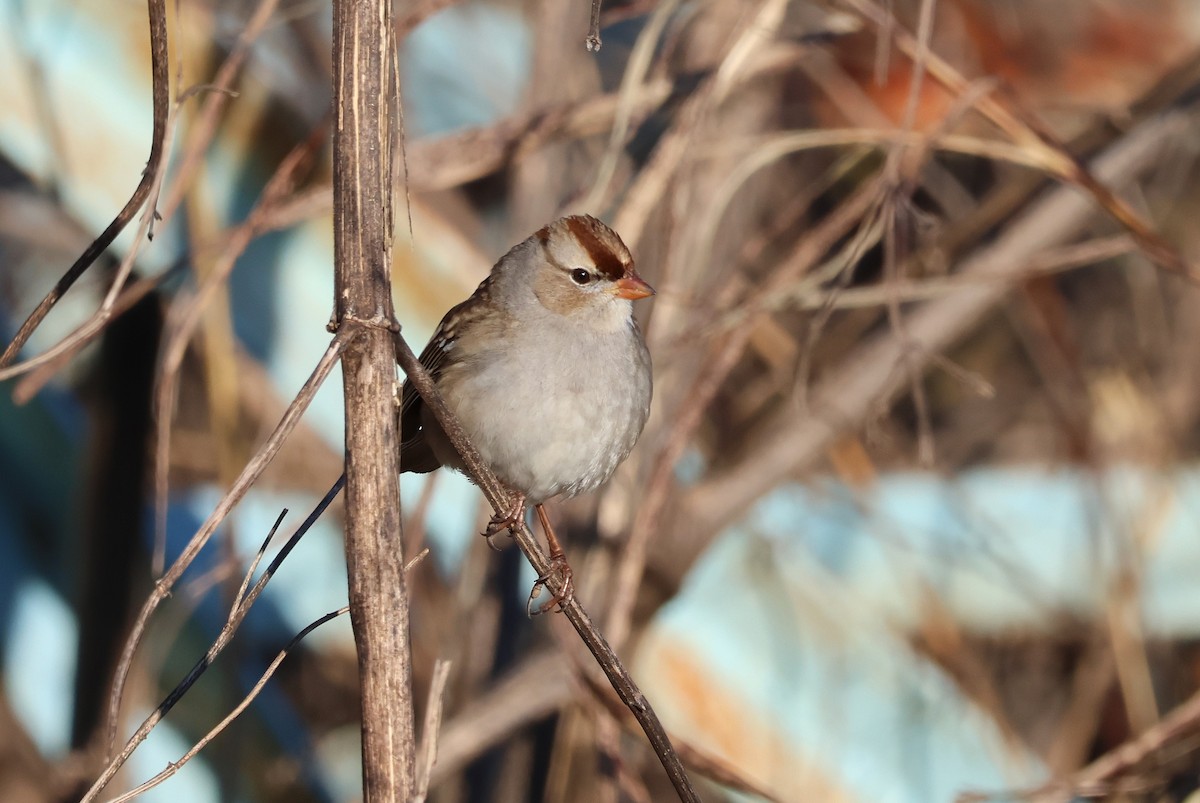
left=399, top=214, right=654, bottom=608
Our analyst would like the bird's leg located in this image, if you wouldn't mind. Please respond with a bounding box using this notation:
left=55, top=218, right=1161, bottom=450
left=481, top=492, right=526, bottom=551
left=527, top=503, right=574, bottom=616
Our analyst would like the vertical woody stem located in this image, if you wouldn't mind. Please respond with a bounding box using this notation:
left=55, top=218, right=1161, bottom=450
left=331, top=0, right=415, bottom=798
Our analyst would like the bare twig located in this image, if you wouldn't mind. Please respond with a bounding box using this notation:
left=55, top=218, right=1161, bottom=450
left=1052, top=688, right=1200, bottom=798
left=884, top=0, right=939, bottom=465
left=102, top=328, right=352, bottom=759
left=580, top=0, right=680, bottom=211
left=0, top=70, right=182, bottom=387
left=587, top=0, right=603, bottom=52
left=83, top=474, right=346, bottom=801
left=10, top=262, right=181, bottom=402
left=605, top=175, right=886, bottom=652
left=578, top=669, right=785, bottom=803
left=96, top=542, right=429, bottom=803
left=0, top=0, right=307, bottom=388
left=786, top=235, right=1135, bottom=311
left=688, top=128, right=1069, bottom=273
left=841, top=0, right=1197, bottom=281
left=433, top=652, right=573, bottom=784
left=8, top=151, right=339, bottom=401
left=216, top=75, right=681, bottom=225
left=393, top=334, right=700, bottom=802
left=413, top=659, right=453, bottom=802
left=0, top=0, right=171, bottom=369
left=105, top=607, right=350, bottom=803
left=659, top=109, right=1192, bottom=586
left=613, top=0, right=781, bottom=252
left=156, top=0, right=283, bottom=225
left=959, top=685, right=1200, bottom=802
left=151, top=126, right=324, bottom=574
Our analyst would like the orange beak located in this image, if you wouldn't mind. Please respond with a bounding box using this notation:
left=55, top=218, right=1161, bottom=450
left=614, top=274, right=655, bottom=300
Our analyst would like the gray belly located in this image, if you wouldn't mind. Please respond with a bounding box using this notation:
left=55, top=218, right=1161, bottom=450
left=433, top=326, right=652, bottom=503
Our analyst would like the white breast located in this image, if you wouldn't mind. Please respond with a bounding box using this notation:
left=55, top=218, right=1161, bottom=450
left=433, top=317, right=652, bottom=503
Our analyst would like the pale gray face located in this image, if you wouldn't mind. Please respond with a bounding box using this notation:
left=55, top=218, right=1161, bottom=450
left=527, top=215, right=654, bottom=327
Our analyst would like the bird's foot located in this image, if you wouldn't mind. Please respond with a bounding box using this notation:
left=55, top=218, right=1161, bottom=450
left=527, top=552, right=574, bottom=616
left=481, top=494, right=525, bottom=551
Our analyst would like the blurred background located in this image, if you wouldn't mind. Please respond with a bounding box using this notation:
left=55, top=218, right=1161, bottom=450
left=4, top=0, right=1200, bottom=801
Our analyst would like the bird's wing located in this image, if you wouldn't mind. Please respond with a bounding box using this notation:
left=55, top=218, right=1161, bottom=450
left=399, top=274, right=496, bottom=463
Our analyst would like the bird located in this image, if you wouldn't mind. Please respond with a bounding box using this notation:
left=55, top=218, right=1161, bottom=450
left=399, top=214, right=654, bottom=612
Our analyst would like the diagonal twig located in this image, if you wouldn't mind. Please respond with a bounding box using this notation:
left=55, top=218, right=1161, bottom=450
left=155, top=0, right=284, bottom=226
left=960, top=682, right=1200, bottom=802
left=101, top=327, right=353, bottom=761
left=151, top=124, right=325, bottom=574
left=840, top=0, right=1197, bottom=282
left=0, top=0, right=171, bottom=369
left=105, top=605, right=351, bottom=803
left=413, top=658, right=453, bottom=802
left=661, top=107, right=1193, bottom=586
left=82, top=477, right=345, bottom=801
left=605, top=174, right=886, bottom=653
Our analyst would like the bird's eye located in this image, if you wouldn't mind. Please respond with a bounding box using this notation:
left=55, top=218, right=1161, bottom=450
left=570, top=268, right=593, bottom=285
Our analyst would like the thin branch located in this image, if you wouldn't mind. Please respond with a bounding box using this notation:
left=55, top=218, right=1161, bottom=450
left=662, top=108, right=1192, bottom=585
left=393, top=334, right=700, bottom=802
left=898, top=0, right=937, bottom=133
left=1057, top=688, right=1200, bottom=798
left=413, top=659, right=453, bottom=803
left=432, top=652, right=572, bottom=784
left=102, top=328, right=352, bottom=760
left=687, top=127, right=1068, bottom=277
left=580, top=0, right=681, bottom=211
left=405, top=76, right=676, bottom=192
left=841, top=0, right=1197, bottom=281
left=104, top=606, right=350, bottom=803
left=605, top=175, right=885, bottom=653
left=156, top=0, right=283, bottom=225
left=0, top=0, right=171, bottom=368
left=211, top=75, right=680, bottom=225
left=7, top=150, right=337, bottom=400
left=792, top=235, right=1136, bottom=311
left=578, top=670, right=785, bottom=803
left=887, top=0, right=940, bottom=466
left=587, top=0, right=603, bottom=51
left=96, top=543, right=429, bottom=803
left=83, top=475, right=346, bottom=801
left=613, top=0, right=779, bottom=252
left=10, top=262, right=181, bottom=401
left=0, top=89, right=182, bottom=385
left=0, top=0, right=312, bottom=388
left=151, top=125, right=325, bottom=575
left=959, top=685, right=1200, bottom=802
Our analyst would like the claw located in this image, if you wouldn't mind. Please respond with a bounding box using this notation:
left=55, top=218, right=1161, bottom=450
left=527, top=553, right=574, bottom=616
left=526, top=504, right=574, bottom=616
left=481, top=493, right=526, bottom=550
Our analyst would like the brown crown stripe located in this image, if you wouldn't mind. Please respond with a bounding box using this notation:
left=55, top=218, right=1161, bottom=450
left=565, top=216, right=627, bottom=281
